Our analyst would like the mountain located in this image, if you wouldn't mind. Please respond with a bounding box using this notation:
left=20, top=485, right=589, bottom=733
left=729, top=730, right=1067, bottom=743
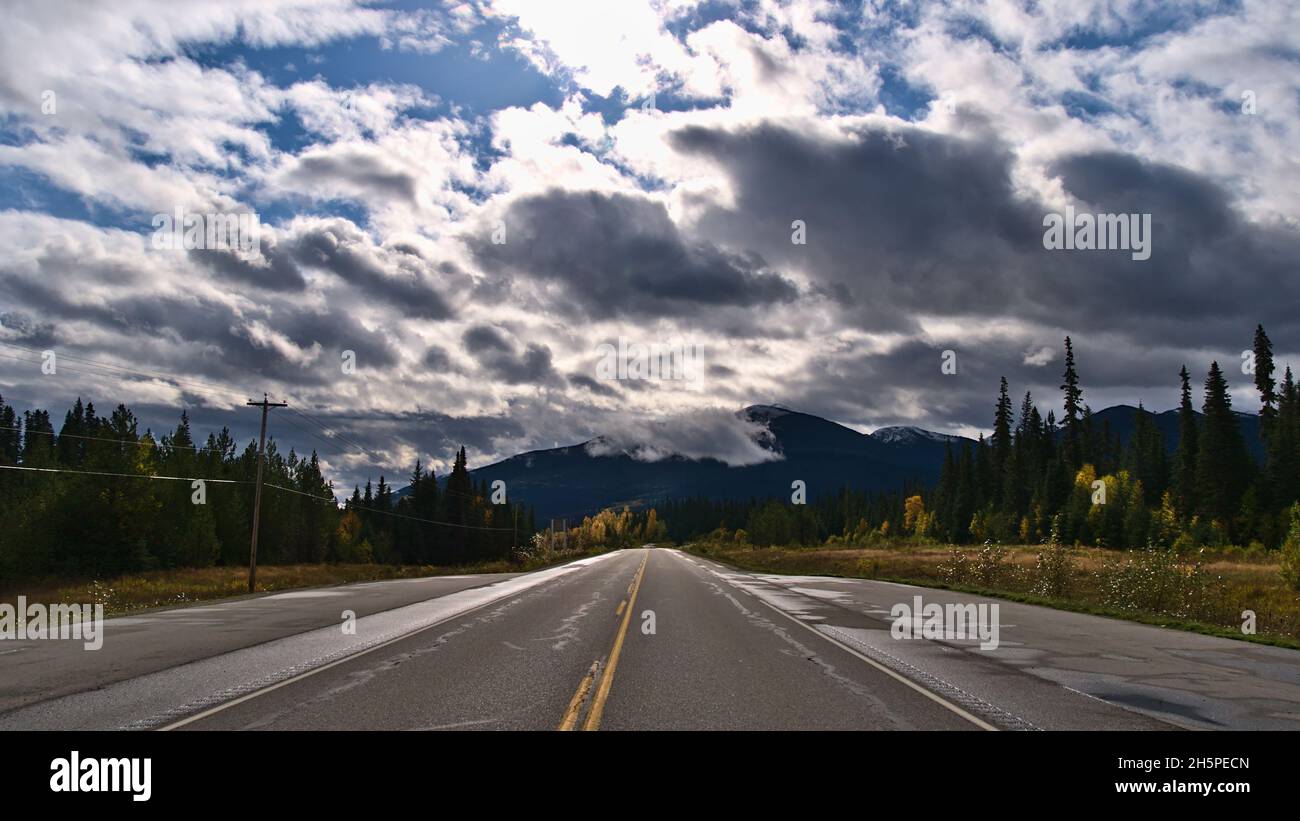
left=418, top=406, right=976, bottom=523
left=406, top=403, right=1264, bottom=522
left=870, top=425, right=968, bottom=445
left=1090, top=405, right=1264, bottom=462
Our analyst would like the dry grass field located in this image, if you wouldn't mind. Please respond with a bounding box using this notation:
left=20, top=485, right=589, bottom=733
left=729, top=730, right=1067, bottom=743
left=687, top=540, right=1300, bottom=648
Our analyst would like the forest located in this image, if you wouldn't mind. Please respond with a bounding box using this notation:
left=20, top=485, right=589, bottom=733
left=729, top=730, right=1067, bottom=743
left=0, top=400, right=536, bottom=580
left=662, top=326, right=1300, bottom=555
left=3, top=323, right=1296, bottom=583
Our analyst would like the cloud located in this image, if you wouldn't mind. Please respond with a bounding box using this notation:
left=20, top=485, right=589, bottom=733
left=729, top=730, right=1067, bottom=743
left=568, top=373, right=621, bottom=397
left=289, top=220, right=455, bottom=319
left=0, top=0, right=1294, bottom=496
left=585, top=408, right=782, bottom=466
left=669, top=120, right=1300, bottom=350
left=482, top=0, right=714, bottom=97
left=422, top=344, right=453, bottom=372
left=469, top=188, right=800, bottom=322
left=1023, top=346, right=1055, bottom=367
left=461, top=324, right=560, bottom=385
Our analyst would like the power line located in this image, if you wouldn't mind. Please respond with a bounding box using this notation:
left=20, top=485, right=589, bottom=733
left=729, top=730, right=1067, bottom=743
left=348, top=500, right=517, bottom=531
left=0, top=352, right=242, bottom=401
left=0, top=463, right=337, bottom=504
left=0, top=463, right=515, bottom=531
left=0, top=423, right=230, bottom=457
left=0, top=342, right=247, bottom=401
left=0, top=463, right=242, bottom=484
left=262, top=481, right=338, bottom=503
left=283, top=402, right=495, bottom=504
left=273, top=410, right=354, bottom=458
left=1, top=396, right=485, bottom=503
left=1, top=345, right=368, bottom=462
left=287, top=406, right=374, bottom=459
left=0, top=344, right=512, bottom=506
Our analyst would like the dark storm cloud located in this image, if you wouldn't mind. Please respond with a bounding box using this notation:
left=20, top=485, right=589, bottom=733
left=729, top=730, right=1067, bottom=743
left=468, top=189, right=800, bottom=321
left=189, top=220, right=455, bottom=320
left=568, top=372, right=621, bottom=397
left=290, top=222, right=453, bottom=320
left=461, top=324, right=559, bottom=385
left=189, top=235, right=308, bottom=292
left=422, top=344, right=453, bottom=371
left=462, top=324, right=511, bottom=352
left=668, top=123, right=1300, bottom=352
left=274, top=306, right=400, bottom=373
left=765, top=329, right=1263, bottom=437
left=771, top=337, right=1053, bottom=433
left=280, top=406, right=530, bottom=474
left=0, top=310, right=56, bottom=348
left=669, top=123, right=1042, bottom=332
left=373, top=408, right=528, bottom=461
left=489, top=343, right=556, bottom=385
left=0, top=268, right=397, bottom=387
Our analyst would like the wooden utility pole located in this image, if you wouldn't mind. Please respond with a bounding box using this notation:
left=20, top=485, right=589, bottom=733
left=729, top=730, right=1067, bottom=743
left=247, top=394, right=287, bottom=593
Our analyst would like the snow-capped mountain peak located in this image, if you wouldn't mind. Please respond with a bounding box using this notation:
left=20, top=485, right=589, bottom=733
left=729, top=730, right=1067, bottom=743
left=870, top=425, right=963, bottom=444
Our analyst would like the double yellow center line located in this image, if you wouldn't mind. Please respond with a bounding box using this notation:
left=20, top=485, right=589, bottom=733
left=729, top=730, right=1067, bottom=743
left=557, top=551, right=648, bottom=731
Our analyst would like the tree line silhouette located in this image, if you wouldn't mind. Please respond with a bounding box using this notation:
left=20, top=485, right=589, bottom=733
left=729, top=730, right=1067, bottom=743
left=0, top=398, right=536, bottom=581
left=660, top=326, right=1297, bottom=551
left=926, top=328, right=1293, bottom=549
left=2, top=323, right=1292, bottom=580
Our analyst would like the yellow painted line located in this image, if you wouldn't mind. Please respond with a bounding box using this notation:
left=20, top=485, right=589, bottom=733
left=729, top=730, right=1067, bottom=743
left=581, top=552, right=648, bottom=731
left=615, top=600, right=627, bottom=618
left=557, top=661, right=600, bottom=731
left=161, top=553, right=623, bottom=731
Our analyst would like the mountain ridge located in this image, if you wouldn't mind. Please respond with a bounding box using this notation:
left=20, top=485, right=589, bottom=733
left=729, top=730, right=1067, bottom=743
left=412, top=405, right=974, bottom=522
left=404, top=403, right=1262, bottom=522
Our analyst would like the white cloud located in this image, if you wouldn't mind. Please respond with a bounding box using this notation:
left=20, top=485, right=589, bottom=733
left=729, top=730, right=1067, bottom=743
left=585, top=408, right=781, bottom=466
left=1023, top=345, right=1056, bottom=367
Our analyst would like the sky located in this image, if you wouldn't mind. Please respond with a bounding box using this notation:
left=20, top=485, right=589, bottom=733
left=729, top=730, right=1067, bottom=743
left=1, top=0, right=1298, bottom=495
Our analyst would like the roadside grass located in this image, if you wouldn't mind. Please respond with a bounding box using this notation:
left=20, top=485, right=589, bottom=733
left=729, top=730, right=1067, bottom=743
left=684, top=540, right=1300, bottom=650
left=1, top=548, right=608, bottom=617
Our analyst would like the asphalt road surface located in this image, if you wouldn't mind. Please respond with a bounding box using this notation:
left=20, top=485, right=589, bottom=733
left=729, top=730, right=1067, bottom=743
left=3, top=547, right=1299, bottom=730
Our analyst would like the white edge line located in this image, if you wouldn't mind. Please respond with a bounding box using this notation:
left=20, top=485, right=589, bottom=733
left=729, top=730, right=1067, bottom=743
left=682, top=552, right=998, bottom=732
left=158, top=552, right=621, bottom=731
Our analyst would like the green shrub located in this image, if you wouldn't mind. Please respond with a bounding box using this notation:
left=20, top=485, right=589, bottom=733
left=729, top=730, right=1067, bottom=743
left=937, top=545, right=969, bottom=585
left=1032, top=519, right=1074, bottom=598
left=1280, top=504, right=1300, bottom=591
left=972, top=540, right=1008, bottom=588
left=1094, top=542, right=1226, bottom=621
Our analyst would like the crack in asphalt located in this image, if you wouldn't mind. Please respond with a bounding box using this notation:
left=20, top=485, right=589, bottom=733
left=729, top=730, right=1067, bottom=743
left=695, top=573, right=912, bottom=729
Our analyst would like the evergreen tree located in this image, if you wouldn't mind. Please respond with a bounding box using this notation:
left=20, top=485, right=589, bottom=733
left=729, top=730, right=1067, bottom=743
left=1124, top=402, right=1168, bottom=506
left=21, top=409, right=54, bottom=465
left=991, top=377, right=1013, bottom=505
left=0, top=394, right=19, bottom=466
left=1195, top=362, right=1252, bottom=540
left=1060, top=337, right=1084, bottom=468
left=1172, top=365, right=1199, bottom=520
left=934, top=442, right=956, bottom=541
left=1253, top=324, right=1277, bottom=436
left=1269, top=367, right=1300, bottom=514
left=445, top=446, right=473, bottom=561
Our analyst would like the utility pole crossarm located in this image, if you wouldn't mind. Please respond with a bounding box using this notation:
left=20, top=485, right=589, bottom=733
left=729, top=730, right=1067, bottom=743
left=246, top=394, right=288, bottom=593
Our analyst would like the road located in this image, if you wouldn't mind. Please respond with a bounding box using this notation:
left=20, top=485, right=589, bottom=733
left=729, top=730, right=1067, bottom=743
left=3, top=547, right=1299, bottom=730
left=0, top=570, right=523, bottom=715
